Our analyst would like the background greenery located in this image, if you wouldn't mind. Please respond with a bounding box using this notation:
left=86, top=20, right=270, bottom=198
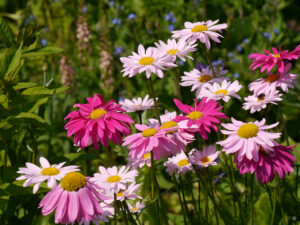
left=0, top=0, right=299, bottom=224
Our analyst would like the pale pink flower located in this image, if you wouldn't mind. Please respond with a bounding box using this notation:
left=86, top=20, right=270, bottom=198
left=188, top=146, right=220, bottom=167
left=127, top=152, right=151, bottom=169
left=128, top=201, right=145, bottom=213
left=119, top=94, right=155, bottom=112
left=164, top=152, right=193, bottom=175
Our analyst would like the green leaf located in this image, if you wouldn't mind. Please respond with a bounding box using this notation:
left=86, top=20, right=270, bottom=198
left=22, top=46, right=64, bottom=57
left=0, top=94, right=8, bottom=109
left=0, top=18, right=15, bottom=47
left=13, top=112, right=45, bottom=124
left=13, top=82, right=37, bottom=90
left=21, top=86, right=54, bottom=95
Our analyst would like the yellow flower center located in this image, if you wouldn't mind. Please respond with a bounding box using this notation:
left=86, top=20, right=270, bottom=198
left=132, top=207, right=138, bottom=212
left=265, top=74, right=280, bottom=83
left=237, top=124, right=259, bottom=139
left=257, top=94, right=265, bottom=102
left=107, top=175, right=122, bottom=183
left=167, top=49, right=179, bottom=55
left=117, top=191, right=123, bottom=197
left=143, top=153, right=151, bottom=159
left=191, top=25, right=208, bottom=32
left=90, top=109, right=107, bottom=119
left=160, top=121, right=178, bottom=134
left=139, top=57, right=154, bottom=65
left=200, top=157, right=210, bottom=164
left=60, top=172, right=86, bottom=192
left=215, top=89, right=228, bottom=96
left=177, top=159, right=189, bottom=167
left=198, top=75, right=212, bottom=83
left=142, top=128, right=158, bottom=137
left=41, top=167, right=60, bottom=176
left=273, top=54, right=280, bottom=58
left=187, top=111, right=202, bottom=120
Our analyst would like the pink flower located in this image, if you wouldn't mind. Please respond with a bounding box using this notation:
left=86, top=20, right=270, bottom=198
left=39, top=172, right=108, bottom=224
left=173, top=98, right=227, bottom=139
left=122, top=124, right=177, bottom=160
left=234, top=145, right=296, bottom=184
left=249, top=46, right=300, bottom=73
left=64, top=94, right=134, bottom=149
left=164, top=152, right=193, bottom=175
left=188, top=145, right=220, bottom=167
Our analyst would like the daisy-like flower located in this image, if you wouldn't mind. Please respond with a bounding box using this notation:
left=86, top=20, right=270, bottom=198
left=16, top=157, right=79, bottom=194
left=106, top=183, right=142, bottom=202
left=64, top=94, right=134, bottom=149
left=122, top=124, right=177, bottom=160
left=128, top=201, right=145, bottom=213
left=148, top=110, right=194, bottom=154
left=164, top=152, right=193, bottom=175
left=180, top=67, right=228, bottom=96
left=97, top=203, right=114, bottom=223
left=243, top=89, right=282, bottom=113
left=120, top=44, right=177, bottom=78
left=217, top=118, right=281, bottom=162
left=119, top=94, right=155, bottom=113
left=90, top=166, right=138, bottom=193
left=174, top=98, right=227, bottom=139
left=197, top=80, right=242, bottom=102
left=154, top=39, right=197, bottom=61
left=39, top=171, right=107, bottom=224
left=127, top=152, right=151, bottom=169
left=234, top=145, right=296, bottom=184
left=172, top=20, right=228, bottom=49
left=188, top=146, right=220, bottom=167
left=249, top=46, right=300, bottom=73
left=248, top=63, right=298, bottom=94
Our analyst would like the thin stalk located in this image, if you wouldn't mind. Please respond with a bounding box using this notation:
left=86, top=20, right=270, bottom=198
left=250, top=174, right=255, bottom=225
left=174, top=67, right=183, bottom=101
left=270, top=183, right=277, bottom=225
left=202, top=45, right=216, bottom=77
left=203, top=169, right=210, bottom=224
left=137, top=111, right=143, bottom=124
left=114, top=193, right=118, bottom=225
left=150, top=152, right=158, bottom=225
left=173, top=175, right=188, bottom=225
left=120, top=202, right=129, bottom=225
left=123, top=201, right=138, bottom=225
left=265, top=184, right=273, bottom=209
left=190, top=182, right=200, bottom=220
left=147, top=76, right=161, bottom=124
left=104, top=146, right=113, bottom=166
left=179, top=175, right=193, bottom=224
left=154, top=171, right=169, bottom=225
left=277, top=179, right=288, bottom=224
left=207, top=168, right=219, bottom=225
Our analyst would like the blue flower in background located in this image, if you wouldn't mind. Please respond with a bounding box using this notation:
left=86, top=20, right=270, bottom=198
left=147, top=29, right=151, bottom=34
left=118, top=97, right=124, bottom=102
left=273, top=28, right=279, bottom=35
left=233, top=58, right=239, bottom=64
left=233, top=72, right=239, bottom=78
left=41, top=39, right=47, bottom=46
left=194, top=0, right=199, bottom=5
left=109, top=0, right=114, bottom=6
left=195, top=63, right=207, bottom=70
left=237, top=45, right=242, bottom=52
left=114, top=47, right=122, bottom=55
left=212, top=61, right=218, bottom=67
left=168, top=24, right=174, bottom=31
left=179, top=60, right=184, bottom=66
left=165, top=14, right=171, bottom=21
left=263, top=32, right=271, bottom=40
left=82, top=6, right=87, bottom=12
left=217, top=59, right=223, bottom=64
left=128, top=13, right=135, bottom=20
left=171, top=16, right=176, bottom=23
left=112, top=18, right=121, bottom=25
left=243, top=38, right=249, bottom=44
left=227, top=52, right=233, bottom=58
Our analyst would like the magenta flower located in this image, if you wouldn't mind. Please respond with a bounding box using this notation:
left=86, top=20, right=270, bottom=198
left=234, top=145, right=296, bottom=184
left=64, top=94, right=134, bottom=149
left=39, top=172, right=108, bottom=224
left=122, top=124, right=177, bottom=160
left=249, top=46, right=300, bottom=73
left=173, top=98, right=227, bottom=139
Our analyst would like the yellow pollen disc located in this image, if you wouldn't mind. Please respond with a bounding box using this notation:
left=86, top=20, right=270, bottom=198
left=61, top=172, right=86, bottom=192
left=198, top=75, right=212, bottom=83
left=139, top=57, right=154, bottom=65
left=132, top=207, right=138, bottom=212
left=273, top=54, right=280, bottom=58
left=265, top=74, right=280, bottom=83
left=107, top=175, right=122, bottom=183
left=143, top=153, right=151, bottom=159
left=90, top=109, right=107, bottom=119
left=117, top=191, right=123, bottom=197
left=191, top=25, right=208, bottom=32
left=237, top=124, right=259, bottom=139
left=215, top=89, right=228, bottom=96
left=142, top=128, right=158, bottom=137
left=187, top=111, right=202, bottom=120
left=200, top=157, right=210, bottom=164
left=167, top=49, right=179, bottom=55
left=177, top=159, right=189, bottom=167
left=41, top=167, right=60, bottom=176
left=257, top=97, right=264, bottom=102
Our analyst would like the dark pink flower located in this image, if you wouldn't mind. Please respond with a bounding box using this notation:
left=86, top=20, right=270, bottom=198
left=65, top=94, right=134, bottom=149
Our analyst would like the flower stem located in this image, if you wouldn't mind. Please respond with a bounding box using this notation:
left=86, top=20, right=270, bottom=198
left=203, top=169, right=210, bottom=224
left=123, top=201, right=138, bottom=225
left=174, top=67, right=183, bottom=101
left=173, top=175, right=188, bottom=225
left=202, top=44, right=216, bottom=77
left=148, top=76, right=161, bottom=124
left=250, top=174, right=255, bottom=225
left=104, top=146, right=113, bottom=166
left=114, top=193, right=118, bottom=225
left=150, top=152, right=158, bottom=225
left=137, top=111, right=143, bottom=124
left=270, top=184, right=277, bottom=225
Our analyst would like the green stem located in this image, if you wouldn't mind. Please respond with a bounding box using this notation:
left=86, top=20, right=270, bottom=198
left=123, top=201, right=138, bottom=225
left=114, top=193, right=118, bottom=225
left=148, top=76, right=161, bottom=125
left=207, top=167, right=219, bottom=225
left=250, top=174, right=255, bottom=225
left=179, top=175, right=193, bottom=224
left=150, top=152, right=158, bottom=225
left=174, top=67, right=183, bottom=101
left=270, top=183, right=277, bottom=225
left=120, top=202, right=129, bottom=225
left=203, top=169, right=210, bottom=224
left=173, top=175, right=188, bottom=225
left=104, top=146, right=113, bottom=166
left=137, top=111, right=143, bottom=124
left=202, top=45, right=216, bottom=77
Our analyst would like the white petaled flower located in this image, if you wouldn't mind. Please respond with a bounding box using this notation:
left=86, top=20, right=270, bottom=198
left=197, top=80, right=242, bottom=102
left=249, top=63, right=298, bottom=94
left=120, top=44, right=177, bottom=78
left=119, top=95, right=155, bottom=113
left=106, top=183, right=142, bottom=202
left=127, top=152, right=151, bottom=169
left=172, top=20, right=228, bottom=49
left=164, top=152, right=193, bottom=175
left=188, top=146, right=220, bottom=167
left=155, top=39, right=197, bottom=61
left=91, top=166, right=138, bottom=193
left=180, top=67, right=228, bottom=96
left=128, top=201, right=146, bottom=213
left=243, top=89, right=282, bottom=114
left=16, top=157, right=79, bottom=193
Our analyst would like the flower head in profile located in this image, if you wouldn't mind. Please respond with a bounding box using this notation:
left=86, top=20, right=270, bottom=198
left=188, top=146, right=220, bottom=167
left=155, top=39, right=197, bottom=61
left=197, top=80, right=242, bottom=102
left=127, top=152, right=151, bottom=169
left=172, top=20, right=228, bottom=49
left=90, top=166, right=138, bottom=193
left=119, top=94, right=155, bottom=113
left=120, top=44, right=176, bottom=78
left=243, top=89, right=282, bottom=113
left=180, top=67, right=228, bottom=96
left=16, top=157, right=79, bottom=193
left=249, top=46, right=300, bottom=73
left=64, top=94, right=134, bottom=149
left=174, top=98, right=227, bottom=139
left=235, top=145, right=296, bottom=184
left=128, top=201, right=146, bottom=213
left=106, top=182, right=142, bottom=202
left=248, top=63, right=298, bottom=94
left=164, top=152, right=193, bottom=175
left=39, top=172, right=108, bottom=224
left=217, top=118, right=281, bottom=162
